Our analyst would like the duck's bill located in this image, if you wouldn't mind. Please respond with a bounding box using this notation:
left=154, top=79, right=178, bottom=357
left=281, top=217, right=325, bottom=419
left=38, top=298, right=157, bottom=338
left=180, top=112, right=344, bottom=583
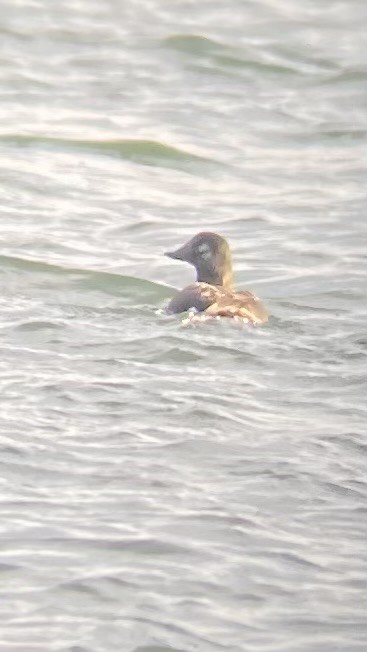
left=164, top=245, right=187, bottom=261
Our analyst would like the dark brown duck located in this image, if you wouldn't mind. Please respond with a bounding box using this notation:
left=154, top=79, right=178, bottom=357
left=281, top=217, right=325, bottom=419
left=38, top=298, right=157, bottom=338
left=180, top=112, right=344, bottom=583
left=164, top=232, right=268, bottom=324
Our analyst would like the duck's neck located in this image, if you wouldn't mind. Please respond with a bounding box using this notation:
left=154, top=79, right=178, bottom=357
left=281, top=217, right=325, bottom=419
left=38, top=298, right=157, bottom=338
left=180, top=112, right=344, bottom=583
left=196, top=265, right=233, bottom=289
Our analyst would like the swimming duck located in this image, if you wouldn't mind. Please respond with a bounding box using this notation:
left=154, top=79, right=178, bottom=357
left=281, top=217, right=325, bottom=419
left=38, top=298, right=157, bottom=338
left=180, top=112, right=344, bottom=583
left=164, top=232, right=268, bottom=324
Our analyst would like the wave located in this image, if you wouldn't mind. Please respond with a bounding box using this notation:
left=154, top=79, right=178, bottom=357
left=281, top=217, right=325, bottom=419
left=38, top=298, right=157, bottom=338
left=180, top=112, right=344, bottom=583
left=0, top=254, right=173, bottom=302
left=161, top=34, right=309, bottom=76
left=0, top=134, right=222, bottom=174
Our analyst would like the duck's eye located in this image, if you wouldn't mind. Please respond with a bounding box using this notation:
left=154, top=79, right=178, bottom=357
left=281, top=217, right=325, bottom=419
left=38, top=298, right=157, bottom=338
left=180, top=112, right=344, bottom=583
left=197, top=243, right=211, bottom=260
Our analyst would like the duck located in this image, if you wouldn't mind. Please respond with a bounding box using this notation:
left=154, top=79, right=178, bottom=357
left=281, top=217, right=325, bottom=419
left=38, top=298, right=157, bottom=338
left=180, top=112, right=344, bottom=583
left=164, top=232, right=268, bottom=324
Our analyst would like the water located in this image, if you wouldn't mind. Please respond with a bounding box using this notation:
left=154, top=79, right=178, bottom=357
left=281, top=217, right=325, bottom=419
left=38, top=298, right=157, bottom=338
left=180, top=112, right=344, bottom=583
left=0, top=1, right=366, bottom=651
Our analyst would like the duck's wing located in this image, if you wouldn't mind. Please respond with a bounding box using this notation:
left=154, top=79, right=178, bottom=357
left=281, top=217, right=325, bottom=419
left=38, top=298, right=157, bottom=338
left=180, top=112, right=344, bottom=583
left=165, top=283, right=217, bottom=314
left=204, top=289, right=268, bottom=324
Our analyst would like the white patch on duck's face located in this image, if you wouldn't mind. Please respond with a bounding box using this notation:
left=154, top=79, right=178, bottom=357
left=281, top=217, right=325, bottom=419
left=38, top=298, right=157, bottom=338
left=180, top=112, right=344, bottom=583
left=197, top=242, right=212, bottom=261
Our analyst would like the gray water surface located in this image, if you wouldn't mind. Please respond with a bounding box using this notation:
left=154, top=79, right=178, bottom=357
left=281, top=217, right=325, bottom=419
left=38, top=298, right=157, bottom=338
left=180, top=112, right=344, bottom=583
left=0, top=1, right=366, bottom=651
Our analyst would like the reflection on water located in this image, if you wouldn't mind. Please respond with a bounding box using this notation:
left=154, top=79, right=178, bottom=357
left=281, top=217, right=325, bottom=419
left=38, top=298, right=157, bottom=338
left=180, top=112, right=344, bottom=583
left=0, top=0, right=366, bottom=651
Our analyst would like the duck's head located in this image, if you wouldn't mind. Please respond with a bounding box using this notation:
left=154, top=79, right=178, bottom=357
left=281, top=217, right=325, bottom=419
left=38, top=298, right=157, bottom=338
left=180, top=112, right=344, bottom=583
left=165, top=232, right=233, bottom=288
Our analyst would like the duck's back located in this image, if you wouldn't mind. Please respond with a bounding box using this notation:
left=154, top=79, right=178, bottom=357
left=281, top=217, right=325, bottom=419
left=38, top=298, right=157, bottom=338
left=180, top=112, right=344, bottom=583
left=166, top=282, right=268, bottom=324
left=204, top=288, right=268, bottom=324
